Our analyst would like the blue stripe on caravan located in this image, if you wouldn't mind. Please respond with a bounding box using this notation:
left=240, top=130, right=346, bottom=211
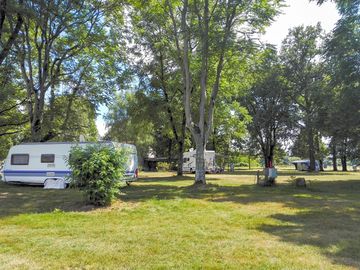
left=4, top=170, right=133, bottom=176
left=3, top=170, right=71, bottom=177
left=3, top=170, right=71, bottom=173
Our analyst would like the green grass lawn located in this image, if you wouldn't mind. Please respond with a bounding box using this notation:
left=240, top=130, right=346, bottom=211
left=1, top=170, right=360, bottom=269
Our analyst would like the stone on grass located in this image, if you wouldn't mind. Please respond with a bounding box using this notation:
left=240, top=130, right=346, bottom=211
left=294, top=177, right=306, bottom=187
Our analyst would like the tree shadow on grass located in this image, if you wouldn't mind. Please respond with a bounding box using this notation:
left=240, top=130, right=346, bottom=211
left=261, top=210, right=360, bottom=268
left=255, top=180, right=360, bottom=268
left=230, top=169, right=358, bottom=176
left=121, top=177, right=360, bottom=268
left=140, top=174, right=195, bottom=182
left=1, top=174, right=360, bottom=268
left=0, top=182, right=93, bottom=218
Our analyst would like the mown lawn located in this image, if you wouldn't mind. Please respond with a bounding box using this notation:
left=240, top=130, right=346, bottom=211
left=0, top=170, right=360, bottom=269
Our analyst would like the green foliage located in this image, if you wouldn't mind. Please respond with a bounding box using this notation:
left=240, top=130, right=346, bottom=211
left=0, top=61, right=28, bottom=158
left=42, top=96, right=98, bottom=142
left=0, top=0, right=358, bottom=175
left=0, top=136, right=14, bottom=160
left=280, top=24, right=327, bottom=170
left=67, top=144, right=127, bottom=206
left=105, top=92, right=158, bottom=158
left=157, top=162, right=171, bottom=171
left=321, top=0, right=360, bottom=160
left=240, top=47, right=295, bottom=167
left=13, top=0, right=121, bottom=142
left=236, top=155, right=260, bottom=168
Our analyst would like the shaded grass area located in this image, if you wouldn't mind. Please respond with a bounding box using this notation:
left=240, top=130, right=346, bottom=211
left=0, top=183, right=93, bottom=217
left=0, top=170, right=359, bottom=269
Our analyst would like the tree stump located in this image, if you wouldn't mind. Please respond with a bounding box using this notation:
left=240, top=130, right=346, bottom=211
left=294, top=177, right=306, bottom=187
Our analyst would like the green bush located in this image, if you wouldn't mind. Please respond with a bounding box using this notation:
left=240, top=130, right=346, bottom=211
left=67, top=144, right=127, bottom=206
left=157, top=162, right=171, bottom=171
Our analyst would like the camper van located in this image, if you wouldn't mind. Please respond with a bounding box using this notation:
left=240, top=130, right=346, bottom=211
left=183, top=149, right=219, bottom=173
left=292, top=160, right=320, bottom=171
left=0, top=142, right=138, bottom=185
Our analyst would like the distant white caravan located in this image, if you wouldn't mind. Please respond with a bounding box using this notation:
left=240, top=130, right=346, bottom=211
left=182, top=149, right=218, bottom=173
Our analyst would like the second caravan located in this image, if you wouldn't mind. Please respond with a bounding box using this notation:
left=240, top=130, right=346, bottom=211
left=182, top=149, right=219, bottom=173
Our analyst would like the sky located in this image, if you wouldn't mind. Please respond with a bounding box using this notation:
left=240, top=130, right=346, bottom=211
left=95, top=0, right=340, bottom=137
left=262, top=0, right=340, bottom=48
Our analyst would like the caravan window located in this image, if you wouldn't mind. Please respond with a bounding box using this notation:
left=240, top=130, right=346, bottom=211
left=11, top=154, right=29, bottom=165
left=41, top=154, right=55, bottom=163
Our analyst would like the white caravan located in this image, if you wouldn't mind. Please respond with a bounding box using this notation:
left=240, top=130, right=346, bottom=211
left=0, top=142, right=138, bottom=185
left=182, top=149, right=218, bottom=173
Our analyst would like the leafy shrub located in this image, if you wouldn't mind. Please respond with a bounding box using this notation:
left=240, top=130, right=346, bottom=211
left=157, top=162, right=171, bottom=171
left=67, top=144, right=127, bottom=206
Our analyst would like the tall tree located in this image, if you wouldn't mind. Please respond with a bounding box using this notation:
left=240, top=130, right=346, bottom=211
left=127, top=3, right=187, bottom=175
left=16, top=0, right=106, bottom=141
left=243, top=47, right=295, bottom=168
left=166, top=0, right=282, bottom=183
left=280, top=24, right=326, bottom=171
left=322, top=0, right=360, bottom=170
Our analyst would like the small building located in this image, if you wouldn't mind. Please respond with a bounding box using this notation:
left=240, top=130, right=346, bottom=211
left=143, top=157, right=167, bottom=171
left=292, top=160, right=320, bottom=171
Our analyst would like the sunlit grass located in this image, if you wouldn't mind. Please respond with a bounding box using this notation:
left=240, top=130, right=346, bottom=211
left=0, top=170, right=359, bottom=269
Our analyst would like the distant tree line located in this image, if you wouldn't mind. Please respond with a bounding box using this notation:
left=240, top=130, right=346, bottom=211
left=0, top=0, right=359, bottom=181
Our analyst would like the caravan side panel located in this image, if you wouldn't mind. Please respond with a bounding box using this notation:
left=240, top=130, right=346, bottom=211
left=2, top=142, right=139, bottom=185
left=183, top=151, right=196, bottom=173
left=182, top=150, right=217, bottom=173
left=3, top=143, right=73, bottom=184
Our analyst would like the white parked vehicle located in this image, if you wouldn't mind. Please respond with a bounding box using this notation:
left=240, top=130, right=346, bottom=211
left=182, top=149, right=219, bottom=173
left=0, top=142, right=138, bottom=185
left=292, top=160, right=320, bottom=171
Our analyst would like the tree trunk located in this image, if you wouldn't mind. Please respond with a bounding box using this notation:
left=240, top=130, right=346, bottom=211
left=332, top=140, right=338, bottom=171
left=168, top=138, right=172, bottom=163
left=177, top=112, right=186, bottom=176
left=0, top=0, right=5, bottom=38
left=0, top=0, right=23, bottom=66
left=177, top=142, right=184, bottom=176
left=167, top=0, right=235, bottom=185
left=264, top=155, right=273, bottom=168
left=31, top=118, right=42, bottom=141
left=263, top=144, right=275, bottom=168
left=264, top=155, right=269, bottom=168
left=307, top=121, right=316, bottom=171
left=315, top=132, right=324, bottom=171
left=341, top=155, right=347, bottom=171
left=194, top=139, right=206, bottom=184
left=31, top=96, right=43, bottom=142
left=40, top=84, right=57, bottom=142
